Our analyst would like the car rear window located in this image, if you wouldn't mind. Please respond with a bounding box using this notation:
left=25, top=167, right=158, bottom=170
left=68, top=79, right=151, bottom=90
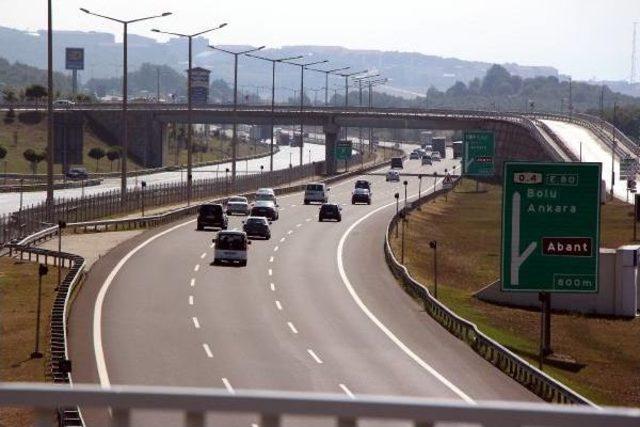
left=200, top=205, right=222, bottom=215
left=247, top=218, right=265, bottom=225
left=355, top=181, right=369, bottom=189
left=217, top=234, right=246, bottom=250
left=306, top=184, right=324, bottom=191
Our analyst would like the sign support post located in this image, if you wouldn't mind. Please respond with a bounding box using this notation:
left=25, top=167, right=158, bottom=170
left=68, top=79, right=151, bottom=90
left=463, top=131, right=495, bottom=193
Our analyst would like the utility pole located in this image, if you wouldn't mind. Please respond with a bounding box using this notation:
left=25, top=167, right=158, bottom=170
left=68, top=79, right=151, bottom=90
left=46, top=0, right=54, bottom=212
left=632, top=22, right=638, bottom=83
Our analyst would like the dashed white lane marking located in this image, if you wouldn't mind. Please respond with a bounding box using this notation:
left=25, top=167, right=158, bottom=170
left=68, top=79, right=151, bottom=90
left=190, top=278, right=196, bottom=287
left=335, top=182, right=476, bottom=405
left=192, top=317, right=200, bottom=329
left=290, top=204, right=296, bottom=207
left=202, top=343, right=213, bottom=358
left=280, top=207, right=286, bottom=211
left=269, top=256, right=274, bottom=263
left=188, top=295, right=194, bottom=305
left=305, top=218, right=311, bottom=222
left=222, top=377, right=235, bottom=394
left=194, top=264, right=200, bottom=272
left=251, top=424, right=259, bottom=427
left=339, top=384, right=355, bottom=399
left=296, top=223, right=302, bottom=227
left=287, top=230, right=293, bottom=235
left=270, top=283, right=275, bottom=291
left=274, top=246, right=279, bottom=252
left=268, top=269, right=273, bottom=276
left=275, top=300, right=283, bottom=311
left=200, top=252, right=207, bottom=259
left=287, top=321, right=298, bottom=334
left=307, top=349, right=323, bottom=364
left=210, top=242, right=215, bottom=248
left=279, top=237, right=286, bottom=243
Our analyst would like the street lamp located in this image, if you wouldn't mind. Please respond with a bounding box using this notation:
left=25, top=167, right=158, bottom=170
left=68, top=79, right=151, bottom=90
left=245, top=53, right=304, bottom=171
left=141, top=180, right=147, bottom=216
left=429, top=240, right=438, bottom=299
left=352, top=74, right=380, bottom=158
left=284, top=59, right=329, bottom=167
left=46, top=0, right=54, bottom=209
left=152, top=23, right=227, bottom=206
left=209, top=45, right=265, bottom=182
left=32, top=263, right=49, bottom=359
left=307, top=66, right=350, bottom=106
left=80, top=7, right=172, bottom=202
left=403, top=180, right=408, bottom=209
left=394, top=192, right=400, bottom=238
left=336, top=69, right=368, bottom=139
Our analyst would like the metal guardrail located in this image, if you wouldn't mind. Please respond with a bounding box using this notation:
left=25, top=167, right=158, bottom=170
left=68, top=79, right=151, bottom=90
left=383, top=178, right=596, bottom=406
left=1, top=383, right=639, bottom=427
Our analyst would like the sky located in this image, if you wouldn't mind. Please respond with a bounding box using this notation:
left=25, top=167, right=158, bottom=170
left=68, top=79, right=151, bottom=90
left=0, top=0, right=638, bottom=82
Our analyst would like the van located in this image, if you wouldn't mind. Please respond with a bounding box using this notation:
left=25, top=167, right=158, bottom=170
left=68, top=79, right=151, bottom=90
left=391, top=157, right=404, bottom=169
left=197, top=204, right=228, bottom=231
left=304, top=182, right=330, bottom=204
left=213, top=231, right=250, bottom=266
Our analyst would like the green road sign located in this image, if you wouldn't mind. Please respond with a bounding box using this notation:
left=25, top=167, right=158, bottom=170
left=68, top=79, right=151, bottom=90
left=336, top=141, right=353, bottom=160
left=463, top=131, right=495, bottom=176
left=501, top=162, right=601, bottom=293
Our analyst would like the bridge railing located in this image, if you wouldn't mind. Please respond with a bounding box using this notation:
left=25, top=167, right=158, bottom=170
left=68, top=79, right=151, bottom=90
left=1, top=383, right=638, bottom=427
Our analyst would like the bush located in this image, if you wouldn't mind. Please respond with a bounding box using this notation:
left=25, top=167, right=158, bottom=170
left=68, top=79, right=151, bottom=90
left=17, top=111, right=44, bottom=125
left=3, top=108, right=15, bottom=124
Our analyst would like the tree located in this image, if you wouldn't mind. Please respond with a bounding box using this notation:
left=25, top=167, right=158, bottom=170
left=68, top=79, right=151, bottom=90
left=88, top=147, right=106, bottom=171
left=0, top=145, right=7, bottom=163
left=24, top=84, right=48, bottom=102
left=106, top=148, right=121, bottom=171
left=1, top=88, right=17, bottom=104
left=23, top=148, right=45, bottom=174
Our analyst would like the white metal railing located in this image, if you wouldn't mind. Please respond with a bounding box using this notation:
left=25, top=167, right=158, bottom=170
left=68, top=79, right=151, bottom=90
left=2, top=383, right=638, bottom=427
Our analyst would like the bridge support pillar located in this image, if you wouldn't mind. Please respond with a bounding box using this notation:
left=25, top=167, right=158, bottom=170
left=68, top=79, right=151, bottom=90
left=324, top=125, right=340, bottom=175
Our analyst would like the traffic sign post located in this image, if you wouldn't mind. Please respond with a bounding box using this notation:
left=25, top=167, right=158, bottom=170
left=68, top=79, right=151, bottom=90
left=336, top=140, right=352, bottom=172
left=501, top=162, right=601, bottom=368
left=463, top=131, right=495, bottom=192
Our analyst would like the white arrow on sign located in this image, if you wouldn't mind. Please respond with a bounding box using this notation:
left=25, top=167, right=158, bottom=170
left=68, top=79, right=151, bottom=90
left=510, top=191, right=537, bottom=286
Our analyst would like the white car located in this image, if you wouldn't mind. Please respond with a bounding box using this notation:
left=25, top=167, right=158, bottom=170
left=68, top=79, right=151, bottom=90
left=213, top=230, right=250, bottom=266
left=432, top=151, right=441, bottom=161
left=228, top=195, right=249, bottom=204
left=386, top=170, right=400, bottom=182
left=304, top=182, right=330, bottom=204
left=255, top=188, right=277, bottom=206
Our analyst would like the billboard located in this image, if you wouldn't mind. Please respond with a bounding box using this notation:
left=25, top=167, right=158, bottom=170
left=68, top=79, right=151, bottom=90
left=189, top=67, right=211, bottom=105
left=65, top=48, right=85, bottom=70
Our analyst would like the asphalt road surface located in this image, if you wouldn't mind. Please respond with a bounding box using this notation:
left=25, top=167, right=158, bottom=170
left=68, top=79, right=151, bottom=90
left=69, top=149, right=537, bottom=426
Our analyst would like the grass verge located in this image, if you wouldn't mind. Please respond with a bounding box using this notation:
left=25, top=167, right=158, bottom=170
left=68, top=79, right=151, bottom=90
left=390, top=178, right=640, bottom=406
left=0, top=256, right=64, bottom=425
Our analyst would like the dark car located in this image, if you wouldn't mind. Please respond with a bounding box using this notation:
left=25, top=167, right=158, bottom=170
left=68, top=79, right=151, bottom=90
left=250, top=201, right=279, bottom=221
left=390, top=157, right=404, bottom=169
left=351, top=188, right=371, bottom=205
left=66, top=167, right=89, bottom=180
left=355, top=180, right=372, bottom=194
left=319, top=203, right=342, bottom=222
left=243, top=216, right=271, bottom=239
left=197, top=203, right=228, bottom=230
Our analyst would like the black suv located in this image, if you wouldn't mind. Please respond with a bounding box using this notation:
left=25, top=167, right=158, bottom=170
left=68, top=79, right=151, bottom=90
left=197, top=203, right=228, bottom=230
left=319, top=203, right=342, bottom=222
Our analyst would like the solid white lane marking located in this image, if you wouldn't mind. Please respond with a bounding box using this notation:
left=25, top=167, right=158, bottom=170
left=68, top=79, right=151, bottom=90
left=222, top=377, right=235, bottom=394
left=200, top=252, right=207, bottom=259
left=307, top=349, right=323, bottom=364
left=268, top=268, right=273, bottom=276
left=339, top=384, right=355, bottom=399
left=194, top=264, right=200, bottom=272
left=94, top=218, right=196, bottom=387
left=188, top=295, right=194, bottom=305
left=190, top=278, right=196, bottom=287
left=287, top=230, right=293, bottom=235
left=275, top=300, right=283, bottom=310
left=280, top=207, right=286, bottom=211
left=274, top=246, right=279, bottom=252
left=192, top=317, right=200, bottom=329
left=269, top=256, right=274, bottom=263
left=203, top=343, right=213, bottom=358
left=335, top=180, right=475, bottom=404
left=287, top=321, right=298, bottom=334
left=279, top=237, right=286, bottom=243
left=296, top=223, right=302, bottom=227
left=270, top=283, right=275, bottom=291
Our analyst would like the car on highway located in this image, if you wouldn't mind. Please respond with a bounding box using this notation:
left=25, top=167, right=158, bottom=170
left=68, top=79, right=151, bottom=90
left=242, top=216, right=271, bottom=239
left=319, top=203, right=342, bottom=222
left=304, top=182, right=330, bottom=204
left=355, top=180, right=372, bottom=194
left=53, top=99, right=75, bottom=106
left=212, top=230, right=250, bottom=266
left=422, top=144, right=433, bottom=152
left=432, top=151, right=441, bottom=161
left=250, top=200, right=279, bottom=220
left=409, top=151, right=421, bottom=160
left=386, top=170, right=400, bottom=182
left=226, top=201, right=250, bottom=216
left=66, top=166, right=88, bottom=180
left=228, top=195, right=249, bottom=204
left=352, top=188, right=371, bottom=205
left=255, top=188, right=278, bottom=206
left=197, top=203, right=228, bottom=231
left=421, top=154, right=432, bottom=165
left=390, top=157, right=404, bottom=169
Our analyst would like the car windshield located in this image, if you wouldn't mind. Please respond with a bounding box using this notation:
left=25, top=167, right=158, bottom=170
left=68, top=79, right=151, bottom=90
left=306, top=184, right=324, bottom=191
left=217, top=234, right=246, bottom=250
left=200, top=205, right=221, bottom=215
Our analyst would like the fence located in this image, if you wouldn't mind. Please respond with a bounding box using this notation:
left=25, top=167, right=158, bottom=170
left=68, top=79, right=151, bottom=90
left=383, top=178, right=595, bottom=406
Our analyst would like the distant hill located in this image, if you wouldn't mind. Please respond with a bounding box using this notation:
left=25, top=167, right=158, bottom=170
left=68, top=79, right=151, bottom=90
left=0, top=57, right=71, bottom=94
left=0, top=25, right=560, bottom=95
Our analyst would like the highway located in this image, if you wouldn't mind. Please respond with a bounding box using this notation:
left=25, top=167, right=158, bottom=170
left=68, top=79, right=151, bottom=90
left=69, top=148, right=537, bottom=426
left=0, top=143, right=326, bottom=216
